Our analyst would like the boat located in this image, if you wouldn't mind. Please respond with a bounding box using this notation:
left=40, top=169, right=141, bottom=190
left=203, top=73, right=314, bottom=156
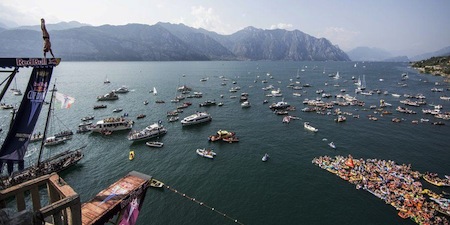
left=262, top=153, right=269, bottom=162
left=328, top=142, right=336, bottom=149
left=81, top=115, right=95, bottom=121
left=11, top=77, right=22, bottom=96
left=137, top=114, right=146, bottom=119
left=0, top=103, right=14, bottom=110
left=143, top=100, right=149, bottom=105
left=269, top=100, right=290, bottom=110
left=146, top=141, right=164, bottom=148
left=335, top=115, right=347, bottom=123
left=168, top=116, right=179, bottom=122
left=104, top=76, right=110, bottom=84
left=208, top=130, right=236, bottom=142
left=79, top=121, right=93, bottom=128
left=87, top=117, right=134, bottom=133
left=199, top=100, right=216, bottom=107
left=43, top=136, right=67, bottom=146
left=181, top=112, right=212, bottom=126
left=129, top=150, right=135, bottom=160
left=112, top=108, right=123, bottom=113
left=97, top=91, right=119, bottom=101
left=196, top=148, right=216, bottom=159
left=127, top=122, right=167, bottom=142
left=241, top=101, right=251, bottom=108
left=114, top=86, right=129, bottom=93
left=422, top=174, right=450, bottom=187
left=222, top=136, right=239, bottom=143
left=93, top=104, right=107, bottom=109
left=30, top=133, right=44, bottom=143
left=149, top=178, right=164, bottom=188
left=304, top=122, right=318, bottom=132
left=0, top=64, right=84, bottom=189
left=153, top=87, right=157, bottom=95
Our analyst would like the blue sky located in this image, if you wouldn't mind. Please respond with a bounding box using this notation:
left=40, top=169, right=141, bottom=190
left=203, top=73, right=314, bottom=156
left=1, top=0, right=449, bottom=56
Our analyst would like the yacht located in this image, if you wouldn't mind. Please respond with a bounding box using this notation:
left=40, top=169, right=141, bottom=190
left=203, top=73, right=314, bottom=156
left=269, top=100, right=290, bottom=110
left=127, top=123, right=167, bottom=142
left=304, top=122, right=318, bottom=132
left=97, top=91, right=119, bottom=101
left=114, top=86, right=129, bottom=93
left=181, top=112, right=212, bottom=126
left=87, top=117, right=133, bottom=133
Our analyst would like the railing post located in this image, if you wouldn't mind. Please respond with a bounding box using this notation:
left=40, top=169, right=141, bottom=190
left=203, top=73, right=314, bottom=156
left=31, top=186, right=41, bottom=211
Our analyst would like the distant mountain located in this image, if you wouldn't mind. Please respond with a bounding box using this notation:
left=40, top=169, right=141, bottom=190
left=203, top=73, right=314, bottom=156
left=383, top=55, right=410, bottom=62
left=16, top=21, right=91, bottom=31
left=227, top=26, right=349, bottom=61
left=0, top=22, right=350, bottom=61
left=410, top=46, right=450, bottom=61
left=346, top=47, right=392, bottom=61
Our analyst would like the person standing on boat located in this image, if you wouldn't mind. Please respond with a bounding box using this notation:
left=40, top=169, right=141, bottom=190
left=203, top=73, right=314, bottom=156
left=41, top=18, right=55, bottom=58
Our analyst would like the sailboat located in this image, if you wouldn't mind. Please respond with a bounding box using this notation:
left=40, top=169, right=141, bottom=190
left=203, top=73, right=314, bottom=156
left=104, top=76, right=110, bottom=84
left=153, top=87, right=157, bottom=96
left=0, top=58, right=84, bottom=189
left=11, top=77, right=22, bottom=95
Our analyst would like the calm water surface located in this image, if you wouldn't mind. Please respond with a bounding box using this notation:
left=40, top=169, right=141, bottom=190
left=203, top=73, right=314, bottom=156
left=1, top=61, right=449, bottom=225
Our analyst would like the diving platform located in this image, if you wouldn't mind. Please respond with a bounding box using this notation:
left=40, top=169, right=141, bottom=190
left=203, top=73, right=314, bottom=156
left=0, top=57, right=60, bottom=68
left=80, top=171, right=151, bottom=225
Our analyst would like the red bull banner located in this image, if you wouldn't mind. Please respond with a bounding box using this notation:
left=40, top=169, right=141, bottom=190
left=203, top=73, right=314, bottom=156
left=0, top=67, right=53, bottom=174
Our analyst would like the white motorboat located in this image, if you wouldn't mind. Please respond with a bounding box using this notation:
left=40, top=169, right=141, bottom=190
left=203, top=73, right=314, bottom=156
left=114, top=86, right=129, bottom=93
left=196, top=148, right=216, bottom=159
left=304, top=122, right=318, bottom=132
left=146, top=141, right=164, bottom=148
left=181, top=112, right=212, bottom=126
left=262, top=153, right=269, bottom=162
left=269, top=100, right=290, bottom=110
left=97, top=91, right=119, bottom=101
left=241, top=101, right=251, bottom=108
left=112, top=108, right=123, bottom=113
left=87, top=117, right=133, bottom=133
left=328, top=142, right=336, bottom=149
left=81, top=116, right=94, bottom=121
left=127, top=123, right=167, bottom=141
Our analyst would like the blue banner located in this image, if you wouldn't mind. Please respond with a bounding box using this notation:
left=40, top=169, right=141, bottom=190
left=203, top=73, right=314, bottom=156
left=0, top=67, right=53, bottom=174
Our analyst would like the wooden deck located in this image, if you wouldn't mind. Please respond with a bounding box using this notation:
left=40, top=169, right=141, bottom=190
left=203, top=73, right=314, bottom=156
left=80, top=171, right=152, bottom=225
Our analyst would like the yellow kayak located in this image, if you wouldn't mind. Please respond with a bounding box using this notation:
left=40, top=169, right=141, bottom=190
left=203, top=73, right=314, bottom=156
left=129, top=150, right=135, bottom=160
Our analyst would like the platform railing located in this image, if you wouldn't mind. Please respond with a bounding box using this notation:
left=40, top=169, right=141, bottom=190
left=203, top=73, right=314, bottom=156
left=0, top=173, right=81, bottom=225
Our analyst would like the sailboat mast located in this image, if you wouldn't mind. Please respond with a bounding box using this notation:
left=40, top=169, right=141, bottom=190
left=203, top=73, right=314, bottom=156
left=0, top=68, right=18, bottom=102
left=37, top=82, right=56, bottom=166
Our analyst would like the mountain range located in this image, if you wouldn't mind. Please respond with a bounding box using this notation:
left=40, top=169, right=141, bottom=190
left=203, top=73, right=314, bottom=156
left=0, top=22, right=350, bottom=61
left=347, top=46, right=450, bottom=62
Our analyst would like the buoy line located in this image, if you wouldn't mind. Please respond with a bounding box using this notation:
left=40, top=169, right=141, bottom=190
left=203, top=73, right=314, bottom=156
left=165, top=185, right=244, bottom=224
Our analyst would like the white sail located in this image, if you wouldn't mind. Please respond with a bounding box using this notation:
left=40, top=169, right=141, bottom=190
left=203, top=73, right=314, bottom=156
left=153, top=87, right=157, bottom=95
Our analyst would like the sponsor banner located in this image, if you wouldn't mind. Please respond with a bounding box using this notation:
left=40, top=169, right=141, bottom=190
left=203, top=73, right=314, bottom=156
left=0, top=67, right=53, bottom=173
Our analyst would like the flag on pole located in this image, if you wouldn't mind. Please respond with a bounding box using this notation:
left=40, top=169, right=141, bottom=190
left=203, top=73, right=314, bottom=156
left=54, top=92, right=75, bottom=109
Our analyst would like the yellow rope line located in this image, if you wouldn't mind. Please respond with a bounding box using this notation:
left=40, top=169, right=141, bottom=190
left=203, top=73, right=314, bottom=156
left=165, top=185, right=244, bottom=225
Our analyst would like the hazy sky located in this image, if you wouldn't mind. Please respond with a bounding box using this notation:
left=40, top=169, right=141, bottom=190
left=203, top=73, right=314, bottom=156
left=1, top=0, right=449, bottom=56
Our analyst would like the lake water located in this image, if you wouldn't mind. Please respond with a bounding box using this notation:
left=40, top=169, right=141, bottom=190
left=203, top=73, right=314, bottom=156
left=1, top=61, right=449, bottom=224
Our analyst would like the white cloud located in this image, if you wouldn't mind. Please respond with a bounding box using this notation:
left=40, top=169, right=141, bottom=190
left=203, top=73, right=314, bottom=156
left=270, top=23, right=293, bottom=30
left=190, top=6, right=227, bottom=34
left=317, top=27, right=360, bottom=50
